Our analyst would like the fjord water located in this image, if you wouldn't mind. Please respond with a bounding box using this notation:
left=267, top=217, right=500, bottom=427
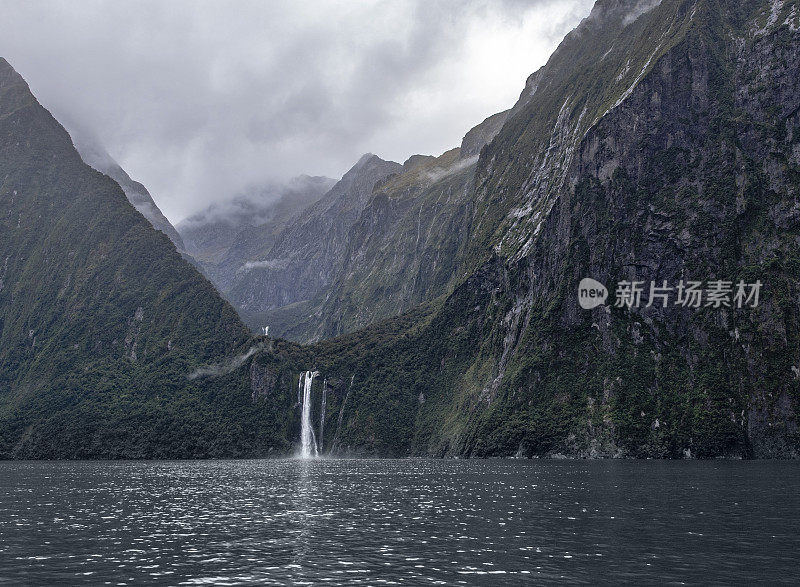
left=0, top=460, right=798, bottom=585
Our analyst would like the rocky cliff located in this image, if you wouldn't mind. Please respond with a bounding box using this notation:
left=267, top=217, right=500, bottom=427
left=226, top=0, right=799, bottom=459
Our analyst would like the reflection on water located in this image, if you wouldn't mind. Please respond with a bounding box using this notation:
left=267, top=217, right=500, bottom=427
left=289, top=460, right=316, bottom=578
left=0, top=459, right=798, bottom=585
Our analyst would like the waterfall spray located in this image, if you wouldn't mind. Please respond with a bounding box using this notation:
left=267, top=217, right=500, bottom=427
left=300, top=371, right=319, bottom=458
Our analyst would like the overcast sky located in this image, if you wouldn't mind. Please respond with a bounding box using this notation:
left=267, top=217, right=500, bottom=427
left=0, top=0, right=593, bottom=223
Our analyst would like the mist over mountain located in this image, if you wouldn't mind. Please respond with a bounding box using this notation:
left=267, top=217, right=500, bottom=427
left=0, top=57, right=283, bottom=458
left=181, top=175, right=337, bottom=232
left=0, top=0, right=594, bottom=221
left=177, top=175, right=336, bottom=294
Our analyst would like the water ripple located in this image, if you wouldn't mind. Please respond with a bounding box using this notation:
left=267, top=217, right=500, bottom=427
left=0, top=459, right=798, bottom=585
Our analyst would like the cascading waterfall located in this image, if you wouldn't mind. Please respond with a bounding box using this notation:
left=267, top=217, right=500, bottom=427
left=300, top=371, right=319, bottom=458
left=319, top=378, right=327, bottom=452
left=330, top=374, right=354, bottom=454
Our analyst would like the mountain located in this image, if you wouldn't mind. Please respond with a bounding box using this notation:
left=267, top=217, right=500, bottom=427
left=227, top=111, right=509, bottom=341
left=68, top=126, right=186, bottom=251
left=176, top=175, right=335, bottom=293
left=0, top=57, right=295, bottom=458
left=310, top=111, right=510, bottom=340
left=216, top=0, right=799, bottom=459
left=224, top=154, right=404, bottom=334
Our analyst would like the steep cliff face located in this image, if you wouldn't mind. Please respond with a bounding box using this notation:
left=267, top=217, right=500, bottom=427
left=311, top=111, right=513, bottom=340
left=312, top=150, right=475, bottom=339
left=411, top=0, right=800, bottom=459
left=226, top=0, right=799, bottom=459
left=69, top=127, right=186, bottom=251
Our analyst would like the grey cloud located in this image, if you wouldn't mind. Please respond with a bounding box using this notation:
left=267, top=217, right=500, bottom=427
left=424, top=155, right=479, bottom=183
left=181, top=175, right=335, bottom=227
left=0, top=0, right=593, bottom=222
left=623, top=0, right=662, bottom=25
left=187, top=344, right=263, bottom=380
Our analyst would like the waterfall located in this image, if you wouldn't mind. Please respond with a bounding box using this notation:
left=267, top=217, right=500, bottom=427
left=298, top=374, right=303, bottom=405
left=300, top=371, right=319, bottom=458
left=319, top=378, right=327, bottom=452
left=331, top=374, right=354, bottom=454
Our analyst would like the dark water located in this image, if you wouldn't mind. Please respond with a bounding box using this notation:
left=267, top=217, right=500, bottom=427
left=0, top=459, right=798, bottom=585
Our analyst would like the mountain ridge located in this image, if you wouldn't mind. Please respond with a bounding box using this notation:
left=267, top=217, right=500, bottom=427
left=226, top=108, right=512, bottom=341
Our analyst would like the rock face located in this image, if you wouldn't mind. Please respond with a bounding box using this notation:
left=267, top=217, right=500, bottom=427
left=69, top=126, right=186, bottom=251
left=312, top=147, right=479, bottom=340
left=239, top=0, right=799, bottom=459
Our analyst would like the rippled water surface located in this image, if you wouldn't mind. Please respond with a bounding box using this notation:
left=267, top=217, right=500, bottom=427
left=1, top=459, right=798, bottom=585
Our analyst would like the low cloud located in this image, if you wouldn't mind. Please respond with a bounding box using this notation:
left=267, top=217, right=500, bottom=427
left=424, top=154, right=479, bottom=183
left=239, top=259, right=289, bottom=272
left=180, top=175, right=334, bottom=228
left=187, top=344, right=263, bottom=380
left=623, top=0, right=662, bottom=25
left=0, top=0, right=593, bottom=223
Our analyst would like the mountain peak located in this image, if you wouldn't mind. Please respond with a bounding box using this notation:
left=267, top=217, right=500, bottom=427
left=0, top=56, right=22, bottom=82
left=459, top=109, right=510, bottom=159
left=353, top=152, right=398, bottom=171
